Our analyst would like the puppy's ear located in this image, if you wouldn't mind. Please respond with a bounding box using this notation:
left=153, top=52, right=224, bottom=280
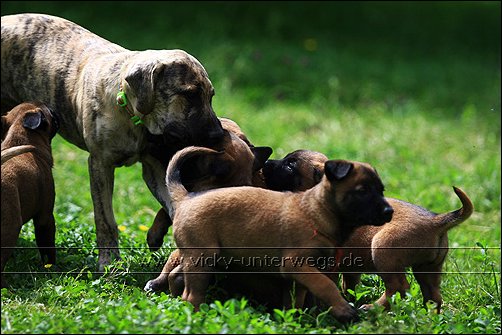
left=252, top=146, right=273, bottom=171
left=22, top=111, right=44, bottom=130
left=325, top=160, right=353, bottom=181
left=125, top=62, right=163, bottom=115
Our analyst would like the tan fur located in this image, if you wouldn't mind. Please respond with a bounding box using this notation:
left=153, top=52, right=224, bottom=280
left=341, top=187, right=473, bottom=312
left=263, top=150, right=474, bottom=312
left=146, top=118, right=272, bottom=251
left=1, top=102, right=58, bottom=287
left=159, top=154, right=393, bottom=323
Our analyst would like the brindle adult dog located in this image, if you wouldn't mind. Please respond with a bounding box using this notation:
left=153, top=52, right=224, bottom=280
left=1, top=13, right=225, bottom=269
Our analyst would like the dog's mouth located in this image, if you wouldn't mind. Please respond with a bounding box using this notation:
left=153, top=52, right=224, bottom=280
left=156, top=120, right=225, bottom=149
left=262, top=160, right=298, bottom=191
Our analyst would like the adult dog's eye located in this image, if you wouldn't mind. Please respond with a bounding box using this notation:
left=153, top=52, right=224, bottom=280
left=183, top=88, right=198, bottom=99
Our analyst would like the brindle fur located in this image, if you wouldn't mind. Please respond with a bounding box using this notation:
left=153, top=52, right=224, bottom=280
left=1, top=14, right=225, bottom=269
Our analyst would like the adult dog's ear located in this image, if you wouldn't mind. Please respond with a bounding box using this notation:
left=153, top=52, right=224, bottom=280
left=325, top=160, right=354, bottom=181
left=124, top=62, right=164, bottom=115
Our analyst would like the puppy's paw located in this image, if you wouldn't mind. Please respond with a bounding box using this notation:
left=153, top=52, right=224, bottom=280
left=333, top=303, right=360, bottom=324
left=144, top=280, right=157, bottom=292
left=359, top=303, right=375, bottom=311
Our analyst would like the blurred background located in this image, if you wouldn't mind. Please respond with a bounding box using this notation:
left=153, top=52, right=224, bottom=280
left=2, top=1, right=500, bottom=116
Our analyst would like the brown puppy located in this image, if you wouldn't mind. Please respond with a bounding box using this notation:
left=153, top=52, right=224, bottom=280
left=218, top=117, right=267, bottom=188
left=145, top=131, right=272, bottom=291
left=263, top=149, right=328, bottom=192
left=146, top=118, right=272, bottom=251
left=1, top=102, right=59, bottom=287
left=164, top=154, right=393, bottom=323
left=262, top=150, right=474, bottom=313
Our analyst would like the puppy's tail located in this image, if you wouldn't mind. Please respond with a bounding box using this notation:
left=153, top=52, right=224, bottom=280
left=432, top=186, right=474, bottom=233
left=1, top=145, right=36, bottom=164
left=166, top=146, right=223, bottom=210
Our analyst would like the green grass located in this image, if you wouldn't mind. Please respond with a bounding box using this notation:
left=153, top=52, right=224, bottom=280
left=1, top=1, right=501, bottom=333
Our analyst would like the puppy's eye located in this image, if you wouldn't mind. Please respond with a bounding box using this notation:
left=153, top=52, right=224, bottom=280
left=354, top=185, right=367, bottom=194
left=283, top=159, right=296, bottom=172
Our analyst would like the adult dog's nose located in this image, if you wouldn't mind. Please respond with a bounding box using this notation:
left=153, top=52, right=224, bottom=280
left=207, top=126, right=225, bottom=144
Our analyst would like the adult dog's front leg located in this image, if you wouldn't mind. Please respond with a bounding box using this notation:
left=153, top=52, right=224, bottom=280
left=88, top=155, right=120, bottom=271
left=141, top=154, right=173, bottom=216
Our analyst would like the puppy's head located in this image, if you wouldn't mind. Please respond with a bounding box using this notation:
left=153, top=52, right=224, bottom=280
left=218, top=117, right=253, bottom=147
left=122, top=49, right=224, bottom=149
left=2, top=101, right=59, bottom=143
left=323, top=160, right=394, bottom=228
left=263, top=150, right=328, bottom=191
left=180, top=129, right=272, bottom=192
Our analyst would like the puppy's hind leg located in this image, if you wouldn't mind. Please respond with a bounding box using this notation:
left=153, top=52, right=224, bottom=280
left=181, top=249, right=218, bottom=310
left=33, top=211, right=56, bottom=265
left=361, top=271, right=410, bottom=311
left=168, top=264, right=185, bottom=297
left=413, top=264, right=443, bottom=313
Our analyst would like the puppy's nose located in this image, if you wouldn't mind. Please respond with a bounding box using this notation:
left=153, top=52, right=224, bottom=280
left=382, top=206, right=394, bottom=222
left=263, top=159, right=279, bottom=173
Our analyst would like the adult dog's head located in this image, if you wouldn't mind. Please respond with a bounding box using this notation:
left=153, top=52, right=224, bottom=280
left=121, top=49, right=224, bottom=149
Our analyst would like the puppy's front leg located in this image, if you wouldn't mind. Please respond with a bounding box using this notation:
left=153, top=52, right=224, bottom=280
left=88, top=155, right=120, bottom=271
left=147, top=208, right=171, bottom=251
left=285, top=263, right=358, bottom=323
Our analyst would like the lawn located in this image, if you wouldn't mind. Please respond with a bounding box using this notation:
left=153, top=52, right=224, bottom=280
left=1, top=1, right=500, bottom=333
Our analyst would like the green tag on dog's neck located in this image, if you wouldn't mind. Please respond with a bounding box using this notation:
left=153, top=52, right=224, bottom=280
left=117, top=90, right=143, bottom=126
left=116, top=91, right=128, bottom=107
left=130, top=115, right=143, bottom=125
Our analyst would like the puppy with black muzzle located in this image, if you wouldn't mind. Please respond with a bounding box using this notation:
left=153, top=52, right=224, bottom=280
left=165, top=155, right=393, bottom=323
left=146, top=118, right=273, bottom=251
left=1, top=102, right=59, bottom=287
left=145, top=121, right=272, bottom=293
left=263, top=149, right=474, bottom=313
